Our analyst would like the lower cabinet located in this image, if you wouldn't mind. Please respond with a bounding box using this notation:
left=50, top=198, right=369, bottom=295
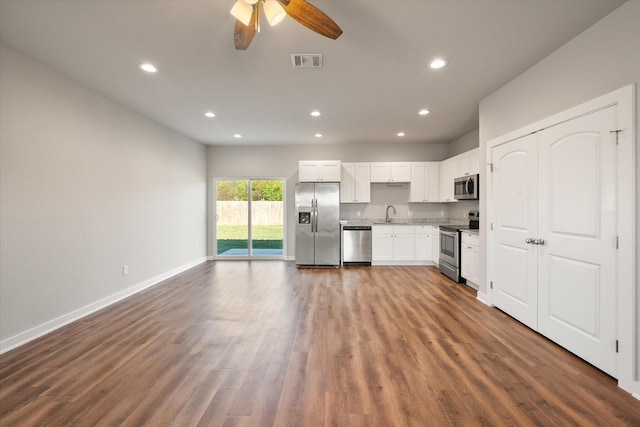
left=432, top=227, right=440, bottom=265
left=414, top=225, right=432, bottom=261
left=461, top=231, right=480, bottom=286
left=373, top=224, right=438, bottom=266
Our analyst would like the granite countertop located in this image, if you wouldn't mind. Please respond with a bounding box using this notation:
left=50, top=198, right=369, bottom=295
left=340, top=218, right=464, bottom=227
left=461, top=228, right=480, bottom=235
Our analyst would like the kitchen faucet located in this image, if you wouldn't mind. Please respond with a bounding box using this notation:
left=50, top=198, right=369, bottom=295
left=385, top=205, right=397, bottom=223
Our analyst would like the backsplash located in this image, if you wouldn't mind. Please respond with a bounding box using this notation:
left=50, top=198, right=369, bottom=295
left=340, top=183, right=479, bottom=221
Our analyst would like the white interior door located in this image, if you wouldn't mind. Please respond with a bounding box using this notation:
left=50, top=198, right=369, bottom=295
left=537, top=107, right=617, bottom=377
left=491, top=134, right=539, bottom=329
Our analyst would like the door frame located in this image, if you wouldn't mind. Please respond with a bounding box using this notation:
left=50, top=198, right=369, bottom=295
left=212, top=177, right=287, bottom=260
left=485, top=85, right=635, bottom=393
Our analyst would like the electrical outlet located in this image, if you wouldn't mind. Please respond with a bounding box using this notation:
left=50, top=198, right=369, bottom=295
left=357, top=211, right=361, bottom=217
left=440, top=210, right=445, bottom=217
left=408, top=210, right=413, bottom=217
left=196, top=244, right=199, bottom=251
left=123, top=265, right=129, bottom=275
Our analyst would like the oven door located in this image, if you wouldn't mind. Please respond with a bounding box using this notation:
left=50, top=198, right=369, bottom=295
left=439, top=229, right=459, bottom=267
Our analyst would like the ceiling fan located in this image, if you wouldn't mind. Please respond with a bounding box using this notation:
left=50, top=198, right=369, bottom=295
left=231, top=0, right=343, bottom=50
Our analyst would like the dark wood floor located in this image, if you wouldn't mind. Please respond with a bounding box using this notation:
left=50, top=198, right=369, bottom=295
left=1, top=261, right=639, bottom=426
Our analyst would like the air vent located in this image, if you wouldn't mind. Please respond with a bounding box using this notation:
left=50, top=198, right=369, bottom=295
left=290, top=53, right=323, bottom=68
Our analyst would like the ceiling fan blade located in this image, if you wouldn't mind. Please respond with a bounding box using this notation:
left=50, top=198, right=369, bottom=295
left=278, top=0, right=343, bottom=40
left=234, top=10, right=257, bottom=50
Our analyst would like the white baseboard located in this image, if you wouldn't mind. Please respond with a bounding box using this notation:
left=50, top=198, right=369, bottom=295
left=371, top=261, right=435, bottom=266
left=632, top=381, right=640, bottom=400
left=0, top=257, right=208, bottom=354
left=476, top=292, right=491, bottom=306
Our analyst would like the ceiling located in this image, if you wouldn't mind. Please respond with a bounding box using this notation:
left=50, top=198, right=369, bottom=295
left=0, top=0, right=625, bottom=146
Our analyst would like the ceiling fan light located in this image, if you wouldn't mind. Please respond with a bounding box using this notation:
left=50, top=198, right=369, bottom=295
left=244, top=0, right=259, bottom=4
left=264, top=0, right=286, bottom=26
left=230, top=0, right=253, bottom=26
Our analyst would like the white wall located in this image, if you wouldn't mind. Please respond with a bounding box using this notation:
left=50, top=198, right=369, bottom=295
left=448, top=129, right=479, bottom=158
left=207, top=143, right=451, bottom=258
left=0, top=45, right=208, bottom=350
left=478, top=0, right=639, bottom=382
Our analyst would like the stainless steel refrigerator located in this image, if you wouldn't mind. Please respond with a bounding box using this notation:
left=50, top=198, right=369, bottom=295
left=295, top=182, right=340, bottom=267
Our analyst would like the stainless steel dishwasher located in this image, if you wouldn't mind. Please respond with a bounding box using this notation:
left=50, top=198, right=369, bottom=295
left=341, top=225, right=372, bottom=266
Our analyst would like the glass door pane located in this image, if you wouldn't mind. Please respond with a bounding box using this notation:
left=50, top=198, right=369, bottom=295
left=216, top=180, right=249, bottom=256
left=251, top=180, right=283, bottom=256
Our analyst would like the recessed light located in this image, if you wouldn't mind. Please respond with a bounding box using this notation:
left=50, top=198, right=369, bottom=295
left=234, top=134, right=242, bottom=138
left=315, top=133, right=323, bottom=138
left=397, top=132, right=406, bottom=137
left=430, top=58, right=447, bottom=69
left=139, top=63, right=158, bottom=73
left=419, top=109, right=430, bottom=116
left=310, top=110, right=321, bottom=117
left=204, top=111, right=216, bottom=118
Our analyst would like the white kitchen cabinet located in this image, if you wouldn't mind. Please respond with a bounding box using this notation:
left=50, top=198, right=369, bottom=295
left=414, top=225, right=433, bottom=261
left=298, top=160, right=341, bottom=182
left=340, top=163, right=371, bottom=203
left=438, top=158, right=457, bottom=202
left=372, top=226, right=394, bottom=261
left=438, top=149, right=479, bottom=201
left=410, top=162, right=439, bottom=203
left=370, top=162, right=411, bottom=183
left=372, top=225, right=415, bottom=262
left=461, top=231, right=480, bottom=287
left=372, top=225, right=441, bottom=266
left=393, top=227, right=415, bottom=261
left=457, top=148, right=479, bottom=177
left=432, top=227, right=440, bottom=265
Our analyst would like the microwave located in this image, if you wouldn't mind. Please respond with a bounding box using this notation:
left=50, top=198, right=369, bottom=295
left=454, top=174, right=479, bottom=200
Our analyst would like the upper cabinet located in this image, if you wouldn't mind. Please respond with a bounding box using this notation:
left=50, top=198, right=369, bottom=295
left=439, top=148, right=479, bottom=202
left=439, top=158, right=458, bottom=202
left=298, top=160, right=341, bottom=182
left=370, top=162, right=411, bottom=183
left=456, top=148, right=479, bottom=177
left=409, top=162, right=439, bottom=203
left=298, top=149, right=478, bottom=202
left=341, top=163, right=371, bottom=203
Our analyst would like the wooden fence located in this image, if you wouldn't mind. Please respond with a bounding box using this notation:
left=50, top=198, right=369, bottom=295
left=216, top=201, right=283, bottom=225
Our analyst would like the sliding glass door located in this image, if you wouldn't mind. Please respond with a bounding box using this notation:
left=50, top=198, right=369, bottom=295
left=215, top=179, right=284, bottom=258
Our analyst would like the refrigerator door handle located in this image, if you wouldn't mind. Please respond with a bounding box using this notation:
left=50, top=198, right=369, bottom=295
left=311, top=199, right=316, bottom=233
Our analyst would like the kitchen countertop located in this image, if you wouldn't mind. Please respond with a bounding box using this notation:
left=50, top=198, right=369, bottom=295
left=461, top=228, right=480, bottom=235
left=340, top=218, right=465, bottom=227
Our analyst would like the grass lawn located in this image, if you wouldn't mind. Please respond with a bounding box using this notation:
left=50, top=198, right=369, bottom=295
left=217, top=225, right=283, bottom=254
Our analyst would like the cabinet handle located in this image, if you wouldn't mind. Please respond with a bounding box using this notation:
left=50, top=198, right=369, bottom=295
left=525, top=238, right=533, bottom=244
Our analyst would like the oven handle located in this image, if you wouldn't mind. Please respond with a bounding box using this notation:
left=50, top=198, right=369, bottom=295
left=440, top=229, right=458, bottom=237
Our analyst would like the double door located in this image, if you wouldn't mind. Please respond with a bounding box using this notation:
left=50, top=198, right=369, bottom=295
left=491, top=107, right=617, bottom=377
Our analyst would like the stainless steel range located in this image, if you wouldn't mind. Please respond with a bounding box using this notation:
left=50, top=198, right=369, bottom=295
left=439, top=211, right=479, bottom=282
